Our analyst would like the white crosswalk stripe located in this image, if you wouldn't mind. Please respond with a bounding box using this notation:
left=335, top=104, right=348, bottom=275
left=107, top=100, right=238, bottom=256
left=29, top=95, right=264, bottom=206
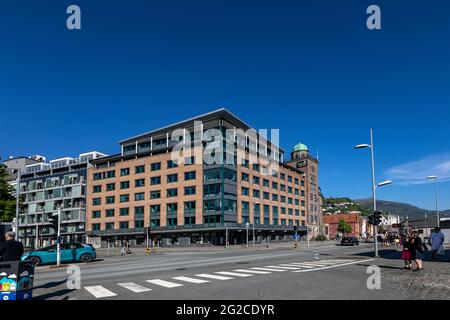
left=251, top=267, right=287, bottom=272
left=282, top=263, right=316, bottom=269
left=146, top=279, right=183, bottom=288
left=267, top=265, right=303, bottom=270
left=234, top=269, right=272, bottom=275
left=173, top=277, right=210, bottom=284
left=293, top=259, right=374, bottom=273
left=117, top=282, right=152, bottom=293
left=196, top=274, right=233, bottom=281
left=85, top=286, right=117, bottom=298
left=216, top=271, right=254, bottom=278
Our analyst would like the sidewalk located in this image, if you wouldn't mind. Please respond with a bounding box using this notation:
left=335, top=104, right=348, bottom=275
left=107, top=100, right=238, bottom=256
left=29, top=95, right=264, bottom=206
left=95, top=240, right=339, bottom=257
left=374, top=247, right=450, bottom=300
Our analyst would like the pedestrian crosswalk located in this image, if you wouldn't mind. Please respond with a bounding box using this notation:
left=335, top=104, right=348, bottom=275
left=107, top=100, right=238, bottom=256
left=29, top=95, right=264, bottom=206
left=83, top=259, right=372, bottom=299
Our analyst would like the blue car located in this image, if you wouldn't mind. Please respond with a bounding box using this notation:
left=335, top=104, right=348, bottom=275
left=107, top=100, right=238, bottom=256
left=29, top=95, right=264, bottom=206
left=21, top=243, right=96, bottom=265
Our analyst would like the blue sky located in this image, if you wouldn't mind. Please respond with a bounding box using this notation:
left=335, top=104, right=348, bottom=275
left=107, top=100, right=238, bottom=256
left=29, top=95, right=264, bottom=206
left=1, top=0, right=449, bottom=210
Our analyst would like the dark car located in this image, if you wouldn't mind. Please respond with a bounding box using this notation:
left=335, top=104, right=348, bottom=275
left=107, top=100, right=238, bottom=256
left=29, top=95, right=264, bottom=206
left=341, top=237, right=359, bottom=246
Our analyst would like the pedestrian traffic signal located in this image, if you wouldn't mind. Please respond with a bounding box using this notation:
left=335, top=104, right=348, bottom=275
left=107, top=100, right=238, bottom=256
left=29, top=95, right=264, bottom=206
left=48, top=216, right=58, bottom=227
left=374, top=211, right=383, bottom=226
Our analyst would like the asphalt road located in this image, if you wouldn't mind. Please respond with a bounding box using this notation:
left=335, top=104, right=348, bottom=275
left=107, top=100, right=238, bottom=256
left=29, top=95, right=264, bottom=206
left=30, top=242, right=426, bottom=300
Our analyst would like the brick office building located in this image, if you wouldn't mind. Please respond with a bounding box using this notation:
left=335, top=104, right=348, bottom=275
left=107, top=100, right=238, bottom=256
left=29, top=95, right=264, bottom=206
left=86, top=108, right=322, bottom=247
left=323, top=213, right=362, bottom=239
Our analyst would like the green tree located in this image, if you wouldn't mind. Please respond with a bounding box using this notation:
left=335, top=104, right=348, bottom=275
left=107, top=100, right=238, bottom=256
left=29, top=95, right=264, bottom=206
left=337, top=220, right=353, bottom=236
left=0, top=165, right=16, bottom=222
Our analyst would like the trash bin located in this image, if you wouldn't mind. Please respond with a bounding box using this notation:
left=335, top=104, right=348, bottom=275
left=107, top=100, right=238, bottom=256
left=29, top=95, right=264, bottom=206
left=0, top=261, right=35, bottom=301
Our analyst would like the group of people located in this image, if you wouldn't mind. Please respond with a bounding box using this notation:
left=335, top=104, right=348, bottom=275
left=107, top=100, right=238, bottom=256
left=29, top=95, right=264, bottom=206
left=400, top=228, right=446, bottom=271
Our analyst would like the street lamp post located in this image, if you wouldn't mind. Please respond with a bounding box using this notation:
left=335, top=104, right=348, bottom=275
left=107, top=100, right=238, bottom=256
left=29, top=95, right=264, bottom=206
left=246, top=223, right=249, bottom=248
left=355, top=129, right=393, bottom=258
left=53, top=209, right=62, bottom=267
left=427, top=176, right=439, bottom=228
left=14, top=170, right=21, bottom=241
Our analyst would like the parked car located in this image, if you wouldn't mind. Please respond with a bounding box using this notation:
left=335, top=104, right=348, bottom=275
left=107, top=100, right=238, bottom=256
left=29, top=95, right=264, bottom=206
left=341, top=237, right=360, bottom=246
left=21, top=243, right=96, bottom=265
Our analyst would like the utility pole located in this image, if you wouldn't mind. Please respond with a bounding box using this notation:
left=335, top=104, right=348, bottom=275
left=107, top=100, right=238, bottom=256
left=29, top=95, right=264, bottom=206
left=15, top=170, right=21, bottom=241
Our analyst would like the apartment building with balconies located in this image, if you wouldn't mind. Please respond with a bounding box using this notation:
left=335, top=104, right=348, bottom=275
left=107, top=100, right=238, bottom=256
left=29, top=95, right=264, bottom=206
left=86, top=109, right=318, bottom=247
left=17, top=151, right=107, bottom=248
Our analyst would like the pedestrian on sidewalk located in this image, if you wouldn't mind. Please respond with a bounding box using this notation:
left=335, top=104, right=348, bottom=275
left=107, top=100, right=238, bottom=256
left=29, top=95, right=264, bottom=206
left=400, top=233, right=412, bottom=270
left=409, top=231, right=425, bottom=272
left=0, top=231, right=24, bottom=262
left=430, top=228, right=445, bottom=262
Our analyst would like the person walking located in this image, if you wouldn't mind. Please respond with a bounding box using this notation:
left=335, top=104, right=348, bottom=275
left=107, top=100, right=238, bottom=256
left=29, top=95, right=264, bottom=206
left=0, top=231, right=24, bottom=262
left=400, top=233, right=412, bottom=270
left=409, top=231, right=425, bottom=272
left=430, top=228, right=445, bottom=262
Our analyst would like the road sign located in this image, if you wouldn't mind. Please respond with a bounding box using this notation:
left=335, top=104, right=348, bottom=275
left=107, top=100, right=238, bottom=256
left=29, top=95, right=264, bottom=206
left=146, top=247, right=151, bottom=255
left=293, top=234, right=300, bottom=241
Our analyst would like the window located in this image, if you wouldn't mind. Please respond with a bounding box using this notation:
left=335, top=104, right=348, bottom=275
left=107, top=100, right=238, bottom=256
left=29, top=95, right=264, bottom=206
left=92, top=223, right=100, bottom=231
left=302, top=210, right=306, bottom=217
left=253, top=190, right=260, bottom=198
left=167, top=160, right=178, bottom=169
left=135, top=165, right=145, bottom=174
left=184, top=217, right=195, bottom=225
left=105, top=223, right=114, bottom=230
left=134, top=206, right=144, bottom=218
left=263, top=179, right=270, bottom=187
left=135, top=192, right=145, bottom=201
left=272, top=218, right=278, bottom=225
left=106, top=196, right=115, bottom=204
left=288, top=197, right=293, bottom=204
left=295, top=209, right=300, bottom=216
left=241, top=187, right=249, bottom=196
left=167, top=174, right=178, bottom=183
left=242, top=201, right=250, bottom=215
left=120, top=194, right=129, bottom=203
left=135, top=179, right=145, bottom=187
left=272, top=181, right=278, bottom=189
left=184, top=156, right=195, bottom=165
left=263, top=192, right=270, bottom=200
left=106, top=183, right=115, bottom=191
left=151, top=219, right=160, bottom=227
left=301, top=180, right=305, bottom=187
left=106, top=170, right=115, bottom=179
left=120, top=181, right=130, bottom=189
left=301, top=200, right=306, bottom=207
left=252, top=164, right=260, bottom=171
left=92, top=211, right=101, bottom=219
left=281, top=207, right=286, bottom=215
left=105, top=209, right=115, bottom=217
left=120, top=221, right=129, bottom=229
left=184, top=186, right=196, bottom=196
left=288, top=186, right=293, bottom=194
left=288, top=176, right=293, bottom=183
left=184, top=171, right=196, bottom=181
left=167, top=203, right=178, bottom=215
left=281, top=196, right=286, bottom=203
left=167, top=218, right=177, bottom=226
left=93, top=173, right=102, bottom=181
left=151, top=176, right=161, bottom=185
left=288, top=208, right=293, bottom=215
left=135, top=220, right=144, bottom=229
left=254, top=204, right=260, bottom=214
left=167, top=188, right=178, bottom=197
left=301, top=190, right=305, bottom=197
left=295, top=178, right=299, bottom=185
left=184, top=201, right=196, bottom=215
left=150, top=190, right=161, bottom=199
left=151, top=162, right=161, bottom=171
left=120, top=168, right=130, bottom=176
left=253, top=176, right=260, bottom=185
left=295, top=199, right=299, bottom=205
left=150, top=204, right=161, bottom=215
left=120, top=208, right=129, bottom=216
left=295, top=189, right=299, bottom=195
left=272, top=194, right=279, bottom=201
left=93, top=185, right=101, bottom=193
left=241, top=173, right=249, bottom=182
left=280, top=173, right=285, bottom=180
left=272, top=206, right=279, bottom=216
left=204, top=168, right=221, bottom=181
left=264, top=205, right=270, bottom=215
left=280, top=184, right=286, bottom=192
left=93, top=198, right=101, bottom=206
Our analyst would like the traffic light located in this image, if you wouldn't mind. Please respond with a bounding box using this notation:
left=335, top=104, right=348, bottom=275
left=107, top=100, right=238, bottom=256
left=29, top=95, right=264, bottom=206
left=48, top=215, right=58, bottom=227
left=374, top=211, right=383, bottom=226
left=368, top=215, right=375, bottom=225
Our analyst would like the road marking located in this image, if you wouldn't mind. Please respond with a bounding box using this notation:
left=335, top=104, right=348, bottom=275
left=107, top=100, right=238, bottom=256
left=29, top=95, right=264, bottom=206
left=216, top=271, right=253, bottom=278
left=267, top=265, right=302, bottom=270
left=293, top=259, right=375, bottom=273
left=117, top=282, right=152, bottom=293
left=84, top=286, right=117, bottom=298
left=295, top=263, right=333, bottom=267
left=285, top=264, right=316, bottom=269
left=173, top=277, right=210, bottom=284
left=234, top=269, right=272, bottom=275
left=196, top=274, right=233, bottom=281
left=251, top=267, right=287, bottom=272
left=146, top=279, right=183, bottom=288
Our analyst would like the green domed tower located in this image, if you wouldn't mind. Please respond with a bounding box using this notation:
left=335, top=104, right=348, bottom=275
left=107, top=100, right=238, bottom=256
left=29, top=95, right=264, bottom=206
left=291, top=142, right=309, bottom=160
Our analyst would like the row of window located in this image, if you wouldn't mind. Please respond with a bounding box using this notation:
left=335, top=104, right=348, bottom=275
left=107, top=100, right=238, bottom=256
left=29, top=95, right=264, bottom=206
left=91, top=201, right=197, bottom=219
left=93, top=171, right=196, bottom=186
left=92, top=186, right=197, bottom=205
left=93, top=160, right=197, bottom=181
left=241, top=201, right=306, bottom=217
left=241, top=173, right=304, bottom=191
left=241, top=187, right=306, bottom=204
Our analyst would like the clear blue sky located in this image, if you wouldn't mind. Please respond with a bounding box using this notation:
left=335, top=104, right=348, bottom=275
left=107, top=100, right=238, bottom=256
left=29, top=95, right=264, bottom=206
left=1, top=0, right=449, bottom=210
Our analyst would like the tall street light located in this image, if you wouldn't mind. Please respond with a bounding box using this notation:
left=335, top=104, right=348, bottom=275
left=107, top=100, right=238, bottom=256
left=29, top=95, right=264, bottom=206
left=427, top=176, right=439, bottom=228
left=355, top=128, right=393, bottom=258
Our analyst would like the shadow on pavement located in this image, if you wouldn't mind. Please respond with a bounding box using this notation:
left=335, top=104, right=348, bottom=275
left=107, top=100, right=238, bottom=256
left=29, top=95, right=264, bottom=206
left=34, top=279, right=68, bottom=290
left=33, top=289, right=76, bottom=300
